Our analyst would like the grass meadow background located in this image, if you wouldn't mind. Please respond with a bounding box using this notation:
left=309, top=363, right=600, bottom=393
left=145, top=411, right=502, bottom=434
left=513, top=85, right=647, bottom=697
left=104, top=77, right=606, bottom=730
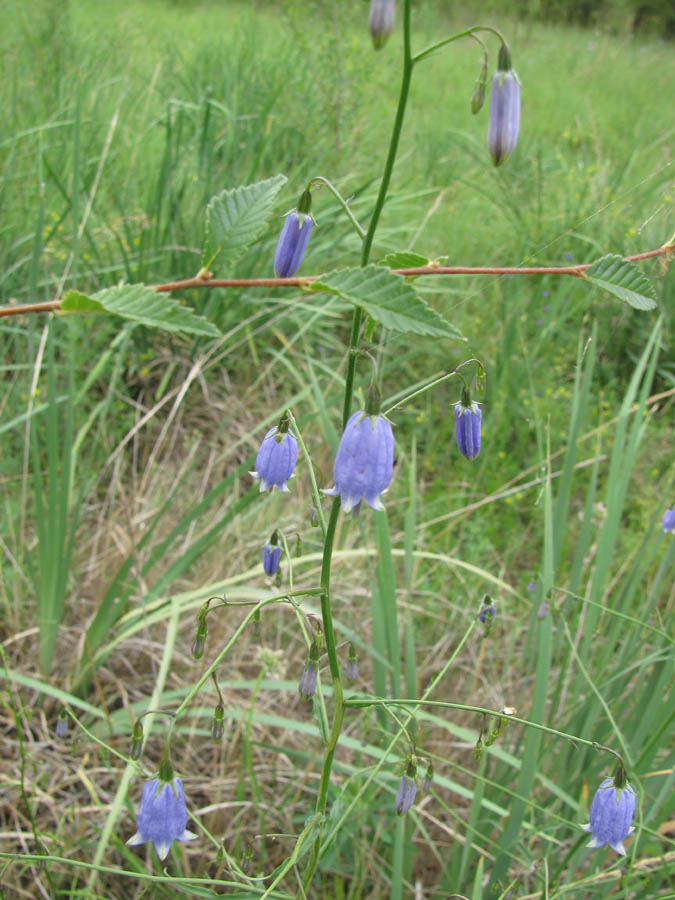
left=1, top=0, right=674, bottom=897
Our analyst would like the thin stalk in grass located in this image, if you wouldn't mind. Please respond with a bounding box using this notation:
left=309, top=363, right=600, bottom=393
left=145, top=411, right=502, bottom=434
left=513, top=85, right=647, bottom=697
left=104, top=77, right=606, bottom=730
left=343, top=697, right=629, bottom=769
left=308, top=176, right=366, bottom=240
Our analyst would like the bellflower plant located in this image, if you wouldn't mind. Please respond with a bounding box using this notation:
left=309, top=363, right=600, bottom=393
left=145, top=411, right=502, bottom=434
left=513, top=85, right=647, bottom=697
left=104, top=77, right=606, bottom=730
left=487, top=44, right=521, bottom=166
left=324, top=406, right=394, bottom=514
left=582, top=776, right=636, bottom=856
left=661, top=507, right=675, bottom=533
left=454, top=388, right=482, bottom=460
left=368, top=0, right=395, bottom=50
left=251, top=417, right=298, bottom=492
left=127, top=766, right=197, bottom=861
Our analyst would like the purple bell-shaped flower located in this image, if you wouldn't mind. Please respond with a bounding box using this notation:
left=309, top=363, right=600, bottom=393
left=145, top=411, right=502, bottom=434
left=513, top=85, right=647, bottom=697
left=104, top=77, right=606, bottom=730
left=251, top=419, right=298, bottom=493
left=127, top=773, right=197, bottom=860
left=662, top=507, right=675, bottom=533
left=454, top=388, right=482, bottom=460
left=582, top=776, right=636, bottom=856
left=325, top=410, right=394, bottom=514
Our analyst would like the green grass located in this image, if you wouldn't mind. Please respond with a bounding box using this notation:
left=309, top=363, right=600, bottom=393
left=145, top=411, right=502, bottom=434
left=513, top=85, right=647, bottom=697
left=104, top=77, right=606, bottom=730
left=1, top=0, right=674, bottom=898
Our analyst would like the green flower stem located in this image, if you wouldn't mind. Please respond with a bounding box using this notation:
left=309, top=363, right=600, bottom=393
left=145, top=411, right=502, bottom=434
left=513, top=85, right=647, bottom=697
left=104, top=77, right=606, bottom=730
left=308, top=176, right=366, bottom=240
left=413, top=24, right=507, bottom=65
left=343, top=697, right=627, bottom=768
left=381, top=360, right=484, bottom=417
left=172, top=591, right=322, bottom=724
left=301, top=2, right=416, bottom=891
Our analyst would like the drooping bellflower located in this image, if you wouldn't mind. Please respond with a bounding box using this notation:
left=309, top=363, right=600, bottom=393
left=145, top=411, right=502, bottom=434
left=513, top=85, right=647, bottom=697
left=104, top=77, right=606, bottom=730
left=250, top=425, right=298, bottom=493
left=127, top=774, right=197, bottom=860
left=263, top=542, right=282, bottom=576
left=582, top=776, right=636, bottom=856
left=274, top=204, right=313, bottom=278
left=479, top=597, right=496, bottom=625
left=299, top=659, right=318, bottom=699
left=487, top=44, right=521, bottom=166
left=454, top=389, right=482, bottom=460
left=395, top=774, right=417, bottom=815
left=662, top=507, right=675, bottom=534
left=325, top=410, right=394, bottom=514
left=368, top=0, right=395, bottom=50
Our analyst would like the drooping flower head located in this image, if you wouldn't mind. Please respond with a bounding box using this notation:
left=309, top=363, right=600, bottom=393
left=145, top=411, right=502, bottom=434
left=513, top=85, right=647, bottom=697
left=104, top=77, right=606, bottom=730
left=325, top=408, right=394, bottom=515
left=395, top=759, right=418, bottom=815
left=368, top=0, right=395, bottom=50
left=487, top=44, right=521, bottom=166
left=662, top=507, right=675, bottom=534
left=55, top=713, right=69, bottom=739
left=345, top=643, right=359, bottom=681
left=299, top=642, right=320, bottom=699
left=454, top=388, right=482, bottom=460
left=251, top=414, right=298, bottom=493
left=479, top=596, right=497, bottom=626
left=127, top=765, right=197, bottom=860
left=263, top=532, right=282, bottom=576
left=274, top=188, right=313, bottom=278
left=582, top=775, right=636, bottom=856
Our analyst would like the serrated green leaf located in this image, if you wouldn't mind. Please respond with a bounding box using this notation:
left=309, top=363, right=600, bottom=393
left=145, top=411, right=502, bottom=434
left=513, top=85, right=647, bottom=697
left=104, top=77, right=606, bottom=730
left=61, top=285, right=221, bottom=337
left=310, top=265, right=463, bottom=339
left=202, top=174, right=287, bottom=272
left=585, top=254, right=658, bottom=311
left=381, top=251, right=431, bottom=269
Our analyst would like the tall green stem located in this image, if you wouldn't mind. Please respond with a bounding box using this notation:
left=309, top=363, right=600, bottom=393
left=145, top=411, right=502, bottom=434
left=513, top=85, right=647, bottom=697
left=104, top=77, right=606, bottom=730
left=300, top=1, right=415, bottom=892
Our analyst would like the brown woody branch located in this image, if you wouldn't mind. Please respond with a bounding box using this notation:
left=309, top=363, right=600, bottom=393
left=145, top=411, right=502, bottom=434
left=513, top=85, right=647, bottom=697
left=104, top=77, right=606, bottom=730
left=0, top=246, right=670, bottom=320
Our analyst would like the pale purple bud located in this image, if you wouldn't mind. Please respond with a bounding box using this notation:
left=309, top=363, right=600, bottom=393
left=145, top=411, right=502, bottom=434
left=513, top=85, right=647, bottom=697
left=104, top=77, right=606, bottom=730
left=454, top=400, right=482, bottom=460
left=662, top=507, right=675, bottom=533
left=395, top=774, right=417, bottom=815
left=487, top=70, right=521, bottom=166
left=368, top=0, right=395, bottom=50
left=263, top=543, right=282, bottom=576
left=298, top=660, right=318, bottom=699
left=274, top=212, right=313, bottom=278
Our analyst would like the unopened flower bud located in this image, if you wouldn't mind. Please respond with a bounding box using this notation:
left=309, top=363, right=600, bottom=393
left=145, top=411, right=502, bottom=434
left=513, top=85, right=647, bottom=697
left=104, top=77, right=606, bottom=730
left=471, top=59, right=488, bottom=114
left=130, top=720, right=144, bottom=760
left=263, top=542, right=282, bottom=576
left=55, top=712, right=69, bottom=739
left=191, top=619, right=208, bottom=660
left=422, top=763, right=434, bottom=791
left=346, top=643, right=359, bottom=680
left=479, top=596, right=496, bottom=630
left=473, top=738, right=484, bottom=762
left=211, top=703, right=225, bottom=742
left=368, top=0, right=395, bottom=50
left=395, top=760, right=417, bottom=815
left=252, top=608, right=262, bottom=637
left=487, top=46, right=521, bottom=166
left=455, top=388, right=482, bottom=460
left=274, top=211, right=313, bottom=278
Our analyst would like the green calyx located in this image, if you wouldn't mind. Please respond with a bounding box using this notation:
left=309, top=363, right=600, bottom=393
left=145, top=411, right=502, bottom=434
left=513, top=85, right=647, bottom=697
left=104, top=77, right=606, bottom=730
left=297, top=188, right=312, bottom=215
left=158, top=752, right=174, bottom=785
left=497, top=42, right=513, bottom=71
